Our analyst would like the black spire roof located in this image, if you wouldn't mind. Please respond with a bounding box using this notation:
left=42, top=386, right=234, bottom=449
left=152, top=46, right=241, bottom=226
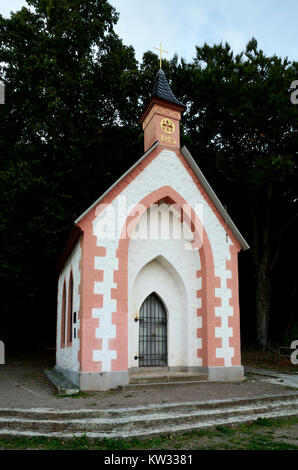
left=151, top=69, right=185, bottom=107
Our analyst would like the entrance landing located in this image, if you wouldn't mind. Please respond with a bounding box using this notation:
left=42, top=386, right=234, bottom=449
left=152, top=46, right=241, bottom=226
left=127, top=369, right=208, bottom=389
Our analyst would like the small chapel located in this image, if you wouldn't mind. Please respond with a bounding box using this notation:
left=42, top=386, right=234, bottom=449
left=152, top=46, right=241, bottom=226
left=55, top=61, right=249, bottom=390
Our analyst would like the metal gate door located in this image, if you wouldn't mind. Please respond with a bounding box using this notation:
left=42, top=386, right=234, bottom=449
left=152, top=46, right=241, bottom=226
left=139, top=293, right=167, bottom=367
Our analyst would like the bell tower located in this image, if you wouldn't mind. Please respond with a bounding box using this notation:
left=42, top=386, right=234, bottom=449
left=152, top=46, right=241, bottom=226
left=139, top=69, right=186, bottom=153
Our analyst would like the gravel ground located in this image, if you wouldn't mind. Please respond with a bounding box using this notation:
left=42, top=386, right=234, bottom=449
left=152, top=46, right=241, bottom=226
left=273, top=423, right=298, bottom=446
left=0, top=355, right=297, bottom=411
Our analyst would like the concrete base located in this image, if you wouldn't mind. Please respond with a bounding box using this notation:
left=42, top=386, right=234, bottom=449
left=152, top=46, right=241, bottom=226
left=56, top=365, right=244, bottom=390
left=55, top=367, right=129, bottom=391
left=208, top=366, right=245, bottom=382
left=80, top=371, right=129, bottom=391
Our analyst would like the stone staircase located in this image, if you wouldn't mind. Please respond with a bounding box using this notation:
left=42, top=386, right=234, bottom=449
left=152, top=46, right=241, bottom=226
left=124, top=371, right=209, bottom=390
left=0, top=393, right=298, bottom=440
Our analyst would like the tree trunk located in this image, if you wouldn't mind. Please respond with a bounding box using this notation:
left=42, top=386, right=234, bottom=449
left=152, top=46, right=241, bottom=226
left=255, top=259, right=271, bottom=349
left=250, top=199, right=296, bottom=349
left=251, top=206, right=273, bottom=349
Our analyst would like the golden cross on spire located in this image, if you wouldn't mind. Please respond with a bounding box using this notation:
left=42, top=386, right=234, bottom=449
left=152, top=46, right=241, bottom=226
left=154, top=42, right=168, bottom=69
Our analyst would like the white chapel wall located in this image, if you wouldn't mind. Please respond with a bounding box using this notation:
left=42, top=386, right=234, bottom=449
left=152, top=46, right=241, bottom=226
left=56, top=240, right=81, bottom=372
left=127, top=205, right=202, bottom=369
left=91, top=148, right=237, bottom=371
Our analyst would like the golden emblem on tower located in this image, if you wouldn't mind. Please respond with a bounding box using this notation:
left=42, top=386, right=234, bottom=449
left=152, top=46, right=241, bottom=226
left=161, top=118, right=175, bottom=134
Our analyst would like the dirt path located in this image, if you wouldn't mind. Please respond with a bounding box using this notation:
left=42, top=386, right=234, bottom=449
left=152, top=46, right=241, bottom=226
left=0, top=356, right=297, bottom=411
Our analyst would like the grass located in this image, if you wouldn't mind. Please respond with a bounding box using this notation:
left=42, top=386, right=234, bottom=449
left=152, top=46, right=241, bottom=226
left=0, top=417, right=297, bottom=450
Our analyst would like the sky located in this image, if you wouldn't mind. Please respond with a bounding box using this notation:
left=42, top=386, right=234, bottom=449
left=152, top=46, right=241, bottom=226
left=1, top=0, right=298, bottom=64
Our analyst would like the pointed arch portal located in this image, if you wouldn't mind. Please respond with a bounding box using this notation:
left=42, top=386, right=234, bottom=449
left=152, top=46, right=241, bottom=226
left=139, top=293, right=167, bottom=367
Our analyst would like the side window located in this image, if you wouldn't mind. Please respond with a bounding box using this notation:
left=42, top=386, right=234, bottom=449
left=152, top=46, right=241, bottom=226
left=68, top=273, right=73, bottom=344
left=61, top=281, right=66, bottom=348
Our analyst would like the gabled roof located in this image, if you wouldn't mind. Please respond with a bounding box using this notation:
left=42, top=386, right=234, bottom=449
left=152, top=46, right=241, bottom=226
left=74, top=143, right=250, bottom=251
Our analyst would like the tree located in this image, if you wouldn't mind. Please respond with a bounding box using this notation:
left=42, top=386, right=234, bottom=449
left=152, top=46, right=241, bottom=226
left=0, top=0, right=141, bottom=350
left=174, top=39, right=298, bottom=348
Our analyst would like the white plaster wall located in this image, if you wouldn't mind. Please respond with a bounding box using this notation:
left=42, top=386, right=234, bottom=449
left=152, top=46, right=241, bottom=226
left=56, top=240, right=81, bottom=372
left=127, top=205, right=201, bottom=369
left=130, top=259, right=186, bottom=368
left=92, top=245, right=118, bottom=370
left=91, top=149, right=236, bottom=370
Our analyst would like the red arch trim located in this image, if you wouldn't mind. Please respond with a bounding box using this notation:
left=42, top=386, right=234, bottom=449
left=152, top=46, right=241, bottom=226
left=110, top=185, right=224, bottom=371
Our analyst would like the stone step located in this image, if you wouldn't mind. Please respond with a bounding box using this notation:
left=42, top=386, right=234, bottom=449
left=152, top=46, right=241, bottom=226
left=0, top=393, right=297, bottom=420
left=43, top=368, right=79, bottom=396
left=128, top=372, right=208, bottom=384
left=0, top=394, right=297, bottom=439
left=0, top=407, right=297, bottom=441
left=123, top=380, right=210, bottom=391
left=0, top=399, right=297, bottom=434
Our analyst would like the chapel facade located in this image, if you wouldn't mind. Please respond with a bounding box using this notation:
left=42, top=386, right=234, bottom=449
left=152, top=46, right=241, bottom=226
left=55, top=69, right=249, bottom=390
